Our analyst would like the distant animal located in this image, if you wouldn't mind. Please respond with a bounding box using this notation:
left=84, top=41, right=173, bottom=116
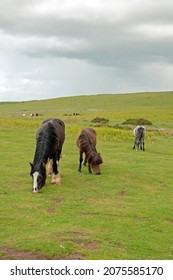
left=76, top=128, right=103, bottom=174
left=133, top=125, right=145, bottom=151
left=30, top=118, right=65, bottom=193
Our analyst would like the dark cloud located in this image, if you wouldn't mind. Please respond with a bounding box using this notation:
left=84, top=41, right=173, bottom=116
left=0, top=0, right=173, bottom=101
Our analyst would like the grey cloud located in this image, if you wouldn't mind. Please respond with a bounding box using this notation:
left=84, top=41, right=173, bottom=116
left=0, top=0, right=173, bottom=101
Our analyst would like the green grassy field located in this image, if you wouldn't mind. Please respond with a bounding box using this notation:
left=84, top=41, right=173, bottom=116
left=0, top=92, right=173, bottom=260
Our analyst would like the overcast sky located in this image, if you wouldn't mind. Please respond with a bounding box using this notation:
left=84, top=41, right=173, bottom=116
left=0, top=0, right=173, bottom=101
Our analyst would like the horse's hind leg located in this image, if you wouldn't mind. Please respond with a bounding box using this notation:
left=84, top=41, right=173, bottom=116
left=133, top=140, right=137, bottom=150
left=57, top=148, right=62, bottom=162
left=51, top=154, right=61, bottom=185
left=78, top=151, right=83, bottom=172
left=133, top=137, right=137, bottom=149
left=142, top=141, right=145, bottom=151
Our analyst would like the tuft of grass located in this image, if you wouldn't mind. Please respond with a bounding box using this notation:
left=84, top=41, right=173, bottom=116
left=122, top=118, right=152, bottom=125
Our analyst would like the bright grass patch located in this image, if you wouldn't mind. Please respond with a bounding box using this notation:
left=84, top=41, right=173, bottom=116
left=0, top=92, right=173, bottom=259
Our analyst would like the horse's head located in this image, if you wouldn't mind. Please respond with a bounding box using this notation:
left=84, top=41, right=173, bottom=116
left=91, top=152, right=103, bottom=175
left=30, top=162, right=46, bottom=193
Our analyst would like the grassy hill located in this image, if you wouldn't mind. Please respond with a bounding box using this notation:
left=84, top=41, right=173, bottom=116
left=0, top=91, right=173, bottom=259
left=1, top=91, right=173, bottom=127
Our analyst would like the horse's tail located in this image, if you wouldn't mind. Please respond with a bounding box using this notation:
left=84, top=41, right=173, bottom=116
left=138, top=126, right=145, bottom=141
left=134, top=126, right=145, bottom=140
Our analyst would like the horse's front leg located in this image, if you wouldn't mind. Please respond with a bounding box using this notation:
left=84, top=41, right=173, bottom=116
left=87, top=157, right=92, bottom=173
left=83, top=155, right=87, bottom=166
left=88, top=164, right=92, bottom=174
left=51, top=155, right=61, bottom=185
left=78, top=151, right=83, bottom=172
left=48, top=158, right=53, bottom=176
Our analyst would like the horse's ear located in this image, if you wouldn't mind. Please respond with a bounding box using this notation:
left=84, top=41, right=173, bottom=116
left=98, top=153, right=103, bottom=164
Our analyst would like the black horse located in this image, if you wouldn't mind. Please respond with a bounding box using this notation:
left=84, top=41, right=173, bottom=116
left=76, top=128, right=103, bottom=174
left=133, top=125, right=145, bottom=151
left=30, top=118, right=65, bottom=193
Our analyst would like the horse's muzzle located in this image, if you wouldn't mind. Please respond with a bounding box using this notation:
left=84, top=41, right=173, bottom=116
left=32, top=188, right=39, bottom=193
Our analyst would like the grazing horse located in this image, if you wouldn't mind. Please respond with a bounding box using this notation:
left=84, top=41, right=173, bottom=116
left=76, top=128, right=103, bottom=174
left=30, top=118, right=65, bottom=193
left=133, top=125, right=145, bottom=151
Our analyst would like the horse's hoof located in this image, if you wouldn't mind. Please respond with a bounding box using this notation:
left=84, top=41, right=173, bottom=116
left=51, top=174, right=61, bottom=185
left=52, top=178, right=61, bottom=184
left=51, top=180, right=61, bottom=185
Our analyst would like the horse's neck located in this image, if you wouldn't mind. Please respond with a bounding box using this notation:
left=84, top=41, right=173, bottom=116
left=86, top=145, right=97, bottom=157
left=33, top=144, right=48, bottom=167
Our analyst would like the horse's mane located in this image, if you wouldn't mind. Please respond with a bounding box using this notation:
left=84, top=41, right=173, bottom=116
left=33, top=123, right=57, bottom=169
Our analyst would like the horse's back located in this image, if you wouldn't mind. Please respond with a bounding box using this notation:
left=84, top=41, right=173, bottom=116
left=48, top=118, right=65, bottom=146
left=42, top=118, right=65, bottom=130
left=37, top=118, right=65, bottom=146
left=82, top=127, right=96, bottom=135
left=77, top=128, right=96, bottom=148
left=36, top=121, right=49, bottom=138
left=81, top=128, right=96, bottom=140
left=133, top=125, right=145, bottom=137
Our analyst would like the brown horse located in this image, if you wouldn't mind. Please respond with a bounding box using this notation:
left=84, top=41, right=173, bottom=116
left=30, top=118, right=65, bottom=193
left=76, top=128, right=103, bottom=175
